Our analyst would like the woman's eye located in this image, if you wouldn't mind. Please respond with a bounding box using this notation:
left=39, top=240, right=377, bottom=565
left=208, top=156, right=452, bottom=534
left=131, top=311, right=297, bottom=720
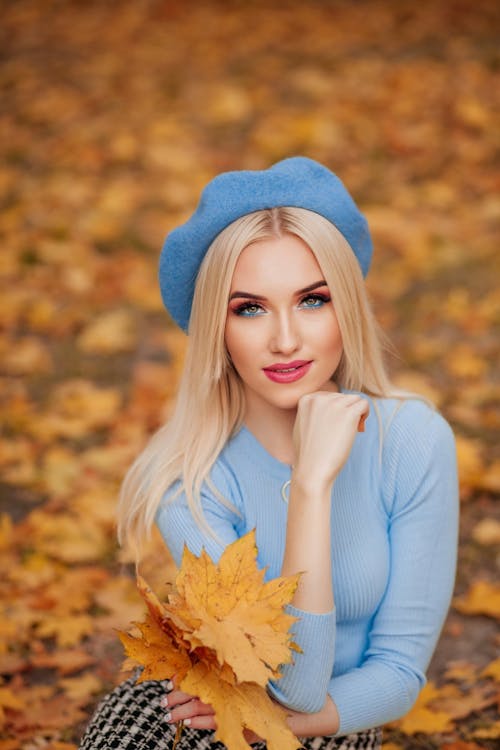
left=234, top=302, right=264, bottom=317
left=300, top=294, right=330, bottom=308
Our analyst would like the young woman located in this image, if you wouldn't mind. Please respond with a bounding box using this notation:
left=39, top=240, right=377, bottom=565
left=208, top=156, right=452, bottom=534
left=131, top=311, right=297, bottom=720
left=79, top=157, right=459, bottom=750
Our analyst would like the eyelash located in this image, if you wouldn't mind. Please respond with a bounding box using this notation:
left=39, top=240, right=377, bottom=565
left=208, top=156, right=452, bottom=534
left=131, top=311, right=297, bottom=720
left=233, top=293, right=331, bottom=317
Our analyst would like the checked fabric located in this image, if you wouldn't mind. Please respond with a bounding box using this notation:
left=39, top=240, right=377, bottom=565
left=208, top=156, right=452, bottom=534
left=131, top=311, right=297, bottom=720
left=78, top=673, right=382, bottom=750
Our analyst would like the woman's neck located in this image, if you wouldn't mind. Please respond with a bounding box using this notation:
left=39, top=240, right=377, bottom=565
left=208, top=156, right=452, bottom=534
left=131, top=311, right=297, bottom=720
left=242, top=381, right=339, bottom=466
left=243, top=407, right=297, bottom=466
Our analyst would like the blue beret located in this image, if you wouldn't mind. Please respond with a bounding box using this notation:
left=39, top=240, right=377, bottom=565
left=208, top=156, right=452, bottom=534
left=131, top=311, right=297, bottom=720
left=159, top=156, right=373, bottom=331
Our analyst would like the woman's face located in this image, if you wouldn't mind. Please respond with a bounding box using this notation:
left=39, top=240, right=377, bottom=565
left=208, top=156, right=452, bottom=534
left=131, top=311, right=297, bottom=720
left=224, top=233, right=343, bottom=419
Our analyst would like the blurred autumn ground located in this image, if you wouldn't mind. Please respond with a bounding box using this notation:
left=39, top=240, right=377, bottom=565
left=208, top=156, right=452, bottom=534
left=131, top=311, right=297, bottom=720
left=0, top=0, right=499, bottom=748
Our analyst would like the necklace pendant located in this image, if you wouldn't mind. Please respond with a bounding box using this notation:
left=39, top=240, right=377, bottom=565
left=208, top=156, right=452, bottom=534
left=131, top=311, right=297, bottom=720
left=281, top=478, right=291, bottom=503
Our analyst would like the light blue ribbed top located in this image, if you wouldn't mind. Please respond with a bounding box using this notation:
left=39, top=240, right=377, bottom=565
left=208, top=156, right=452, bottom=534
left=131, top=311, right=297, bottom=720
left=156, top=395, right=459, bottom=735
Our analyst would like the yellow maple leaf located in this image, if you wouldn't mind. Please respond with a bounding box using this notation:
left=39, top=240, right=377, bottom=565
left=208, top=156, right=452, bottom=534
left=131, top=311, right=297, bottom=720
left=167, top=533, right=300, bottom=685
left=183, top=661, right=301, bottom=750
left=118, top=531, right=302, bottom=749
left=118, top=613, right=191, bottom=684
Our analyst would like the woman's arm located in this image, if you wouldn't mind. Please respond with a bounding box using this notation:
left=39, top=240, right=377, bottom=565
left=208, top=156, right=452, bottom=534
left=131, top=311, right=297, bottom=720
left=162, top=689, right=340, bottom=737
left=282, top=391, right=369, bottom=612
left=267, top=392, right=369, bottom=713
left=326, top=405, right=459, bottom=735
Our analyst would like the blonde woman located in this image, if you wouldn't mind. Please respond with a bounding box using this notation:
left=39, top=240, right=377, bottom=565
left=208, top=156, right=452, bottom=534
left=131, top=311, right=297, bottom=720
left=79, top=158, right=459, bottom=750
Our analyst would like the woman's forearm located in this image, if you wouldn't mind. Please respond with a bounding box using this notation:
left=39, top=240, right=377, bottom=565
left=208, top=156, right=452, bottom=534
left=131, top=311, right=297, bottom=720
left=285, top=695, right=340, bottom=737
left=280, top=475, right=334, bottom=613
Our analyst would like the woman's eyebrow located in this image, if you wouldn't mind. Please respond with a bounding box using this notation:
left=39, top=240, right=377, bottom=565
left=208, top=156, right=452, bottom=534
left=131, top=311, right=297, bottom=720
left=228, top=279, right=328, bottom=302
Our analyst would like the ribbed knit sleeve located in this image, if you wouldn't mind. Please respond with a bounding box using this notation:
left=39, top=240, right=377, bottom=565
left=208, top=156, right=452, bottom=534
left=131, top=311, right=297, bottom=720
left=267, top=604, right=336, bottom=712
left=156, top=457, right=337, bottom=712
left=155, top=460, right=243, bottom=565
left=329, top=401, right=459, bottom=735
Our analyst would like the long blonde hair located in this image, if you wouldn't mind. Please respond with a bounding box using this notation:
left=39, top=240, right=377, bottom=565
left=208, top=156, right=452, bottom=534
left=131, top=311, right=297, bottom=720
left=117, top=207, right=401, bottom=557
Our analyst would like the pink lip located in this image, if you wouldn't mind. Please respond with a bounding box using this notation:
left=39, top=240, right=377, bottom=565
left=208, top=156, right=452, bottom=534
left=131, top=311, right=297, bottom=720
left=263, top=361, right=312, bottom=383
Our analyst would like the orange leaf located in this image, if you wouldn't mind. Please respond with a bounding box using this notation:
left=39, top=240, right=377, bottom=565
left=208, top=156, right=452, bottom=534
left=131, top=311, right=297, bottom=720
left=119, top=532, right=301, bottom=748
left=390, top=683, right=455, bottom=735
left=168, top=532, right=300, bottom=685
left=472, top=719, right=500, bottom=739
left=453, top=581, right=500, bottom=619
left=428, top=682, right=496, bottom=720
left=481, top=657, right=500, bottom=683
left=117, top=613, right=191, bottom=684
left=181, top=661, right=301, bottom=750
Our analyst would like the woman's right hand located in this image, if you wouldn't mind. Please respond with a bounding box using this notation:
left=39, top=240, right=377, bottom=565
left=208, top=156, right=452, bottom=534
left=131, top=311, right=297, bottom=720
left=292, top=391, right=369, bottom=494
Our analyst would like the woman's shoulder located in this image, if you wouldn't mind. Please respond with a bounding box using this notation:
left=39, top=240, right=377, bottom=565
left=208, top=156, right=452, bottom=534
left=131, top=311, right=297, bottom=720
left=366, top=394, right=456, bottom=488
left=347, top=390, right=456, bottom=475
left=376, top=395, right=453, bottom=443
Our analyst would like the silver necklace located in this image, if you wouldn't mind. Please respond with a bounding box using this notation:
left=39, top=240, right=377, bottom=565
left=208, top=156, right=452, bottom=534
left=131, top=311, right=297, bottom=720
left=281, top=473, right=292, bottom=503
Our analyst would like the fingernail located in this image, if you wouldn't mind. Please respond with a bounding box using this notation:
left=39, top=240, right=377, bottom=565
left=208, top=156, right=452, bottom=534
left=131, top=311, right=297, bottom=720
left=166, top=680, right=174, bottom=691
left=183, top=718, right=191, bottom=727
left=160, top=696, right=169, bottom=708
left=165, top=711, right=172, bottom=722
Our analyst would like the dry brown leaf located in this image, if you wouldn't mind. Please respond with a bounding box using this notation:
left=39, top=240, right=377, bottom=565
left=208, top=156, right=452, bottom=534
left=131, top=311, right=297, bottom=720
left=27, top=379, right=123, bottom=440
left=27, top=510, right=109, bottom=564
left=390, top=683, right=455, bottom=735
left=7, top=691, right=87, bottom=733
left=35, top=613, right=94, bottom=647
left=446, top=345, right=488, bottom=380
left=477, top=460, right=500, bottom=494
left=428, top=682, right=496, bottom=720
left=481, top=657, right=500, bottom=684
left=77, top=309, right=138, bottom=353
left=443, top=661, right=479, bottom=683
left=455, top=436, right=485, bottom=494
left=59, top=672, right=103, bottom=701
left=472, top=719, right=500, bottom=739
left=93, top=577, right=145, bottom=631
left=0, top=337, right=53, bottom=376
left=30, top=647, right=96, bottom=676
left=453, top=581, right=500, bottom=619
left=0, top=687, right=25, bottom=730
left=118, top=614, right=191, bottom=684
left=471, top=518, right=500, bottom=546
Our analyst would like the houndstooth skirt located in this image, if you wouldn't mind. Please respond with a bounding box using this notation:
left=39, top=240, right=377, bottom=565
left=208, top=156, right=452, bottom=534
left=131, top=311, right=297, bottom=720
left=78, top=673, right=382, bottom=750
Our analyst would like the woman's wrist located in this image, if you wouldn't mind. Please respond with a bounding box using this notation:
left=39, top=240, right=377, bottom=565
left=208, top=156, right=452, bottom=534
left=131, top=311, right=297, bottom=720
left=284, top=696, right=340, bottom=738
left=290, top=470, right=334, bottom=499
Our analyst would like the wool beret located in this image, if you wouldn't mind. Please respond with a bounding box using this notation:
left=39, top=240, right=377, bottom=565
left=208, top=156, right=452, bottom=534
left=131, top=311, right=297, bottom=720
left=159, top=156, right=373, bottom=331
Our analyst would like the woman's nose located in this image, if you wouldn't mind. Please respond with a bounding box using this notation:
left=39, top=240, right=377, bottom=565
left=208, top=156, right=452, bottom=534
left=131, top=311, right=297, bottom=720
left=269, top=311, right=301, bottom=354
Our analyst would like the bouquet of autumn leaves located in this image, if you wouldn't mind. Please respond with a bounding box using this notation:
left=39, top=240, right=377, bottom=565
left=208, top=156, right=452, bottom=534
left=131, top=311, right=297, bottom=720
left=118, top=531, right=303, bottom=750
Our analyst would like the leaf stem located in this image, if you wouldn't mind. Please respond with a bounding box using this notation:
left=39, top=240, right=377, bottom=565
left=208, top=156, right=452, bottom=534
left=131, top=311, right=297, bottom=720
left=172, top=722, right=184, bottom=749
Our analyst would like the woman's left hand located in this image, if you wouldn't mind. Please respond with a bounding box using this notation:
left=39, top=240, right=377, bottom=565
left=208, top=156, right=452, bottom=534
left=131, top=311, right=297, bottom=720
left=160, top=689, right=216, bottom=730
left=161, top=689, right=264, bottom=743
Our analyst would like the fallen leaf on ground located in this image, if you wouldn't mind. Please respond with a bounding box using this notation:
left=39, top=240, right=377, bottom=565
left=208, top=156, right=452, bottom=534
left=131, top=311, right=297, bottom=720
left=471, top=518, right=500, bottom=546
left=453, top=581, right=500, bottom=619
left=389, top=683, right=455, bottom=734
left=472, top=719, right=500, bottom=739
left=481, top=658, right=500, bottom=684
